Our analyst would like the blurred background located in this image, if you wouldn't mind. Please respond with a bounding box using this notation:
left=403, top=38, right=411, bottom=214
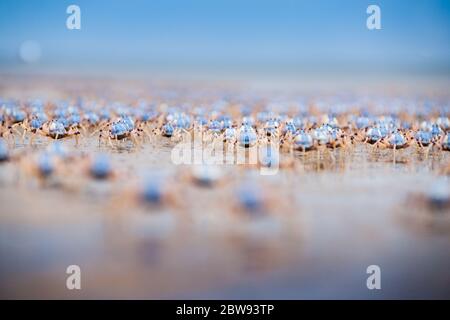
left=0, top=0, right=449, bottom=83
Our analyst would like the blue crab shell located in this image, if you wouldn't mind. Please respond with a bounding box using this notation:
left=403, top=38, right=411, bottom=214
left=221, top=117, right=233, bottom=129
left=56, top=117, right=70, bottom=129
left=224, top=128, right=236, bottom=141
left=195, top=116, right=208, bottom=126
left=122, top=116, right=135, bottom=130
left=208, top=120, right=222, bottom=133
left=84, top=112, right=100, bottom=125
left=162, top=123, right=174, bottom=137
left=313, top=128, right=330, bottom=145
left=30, top=118, right=43, bottom=129
left=431, top=123, right=442, bottom=137
left=110, top=122, right=128, bottom=136
left=389, top=132, right=406, bottom=146
left=11, top=109, right=26, bottom=123
left=49, top=121, right=67, bottom=136
left=294, top=132, right=314, bottom=150
left=367, top=127, right=382, bottom=142
left=90, top=155, right=112, bottom=179
left=415, top=131, right=432, bottom=145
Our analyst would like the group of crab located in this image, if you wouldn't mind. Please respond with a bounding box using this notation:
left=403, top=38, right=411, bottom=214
left=1, top=97, right=450, bottom=159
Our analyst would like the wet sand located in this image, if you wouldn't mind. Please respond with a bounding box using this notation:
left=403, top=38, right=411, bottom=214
left=1, top=138, right=449, bottom=299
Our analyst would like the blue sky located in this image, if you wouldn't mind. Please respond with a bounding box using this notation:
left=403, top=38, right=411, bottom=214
left=0, top=0, right=449, bottom=76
